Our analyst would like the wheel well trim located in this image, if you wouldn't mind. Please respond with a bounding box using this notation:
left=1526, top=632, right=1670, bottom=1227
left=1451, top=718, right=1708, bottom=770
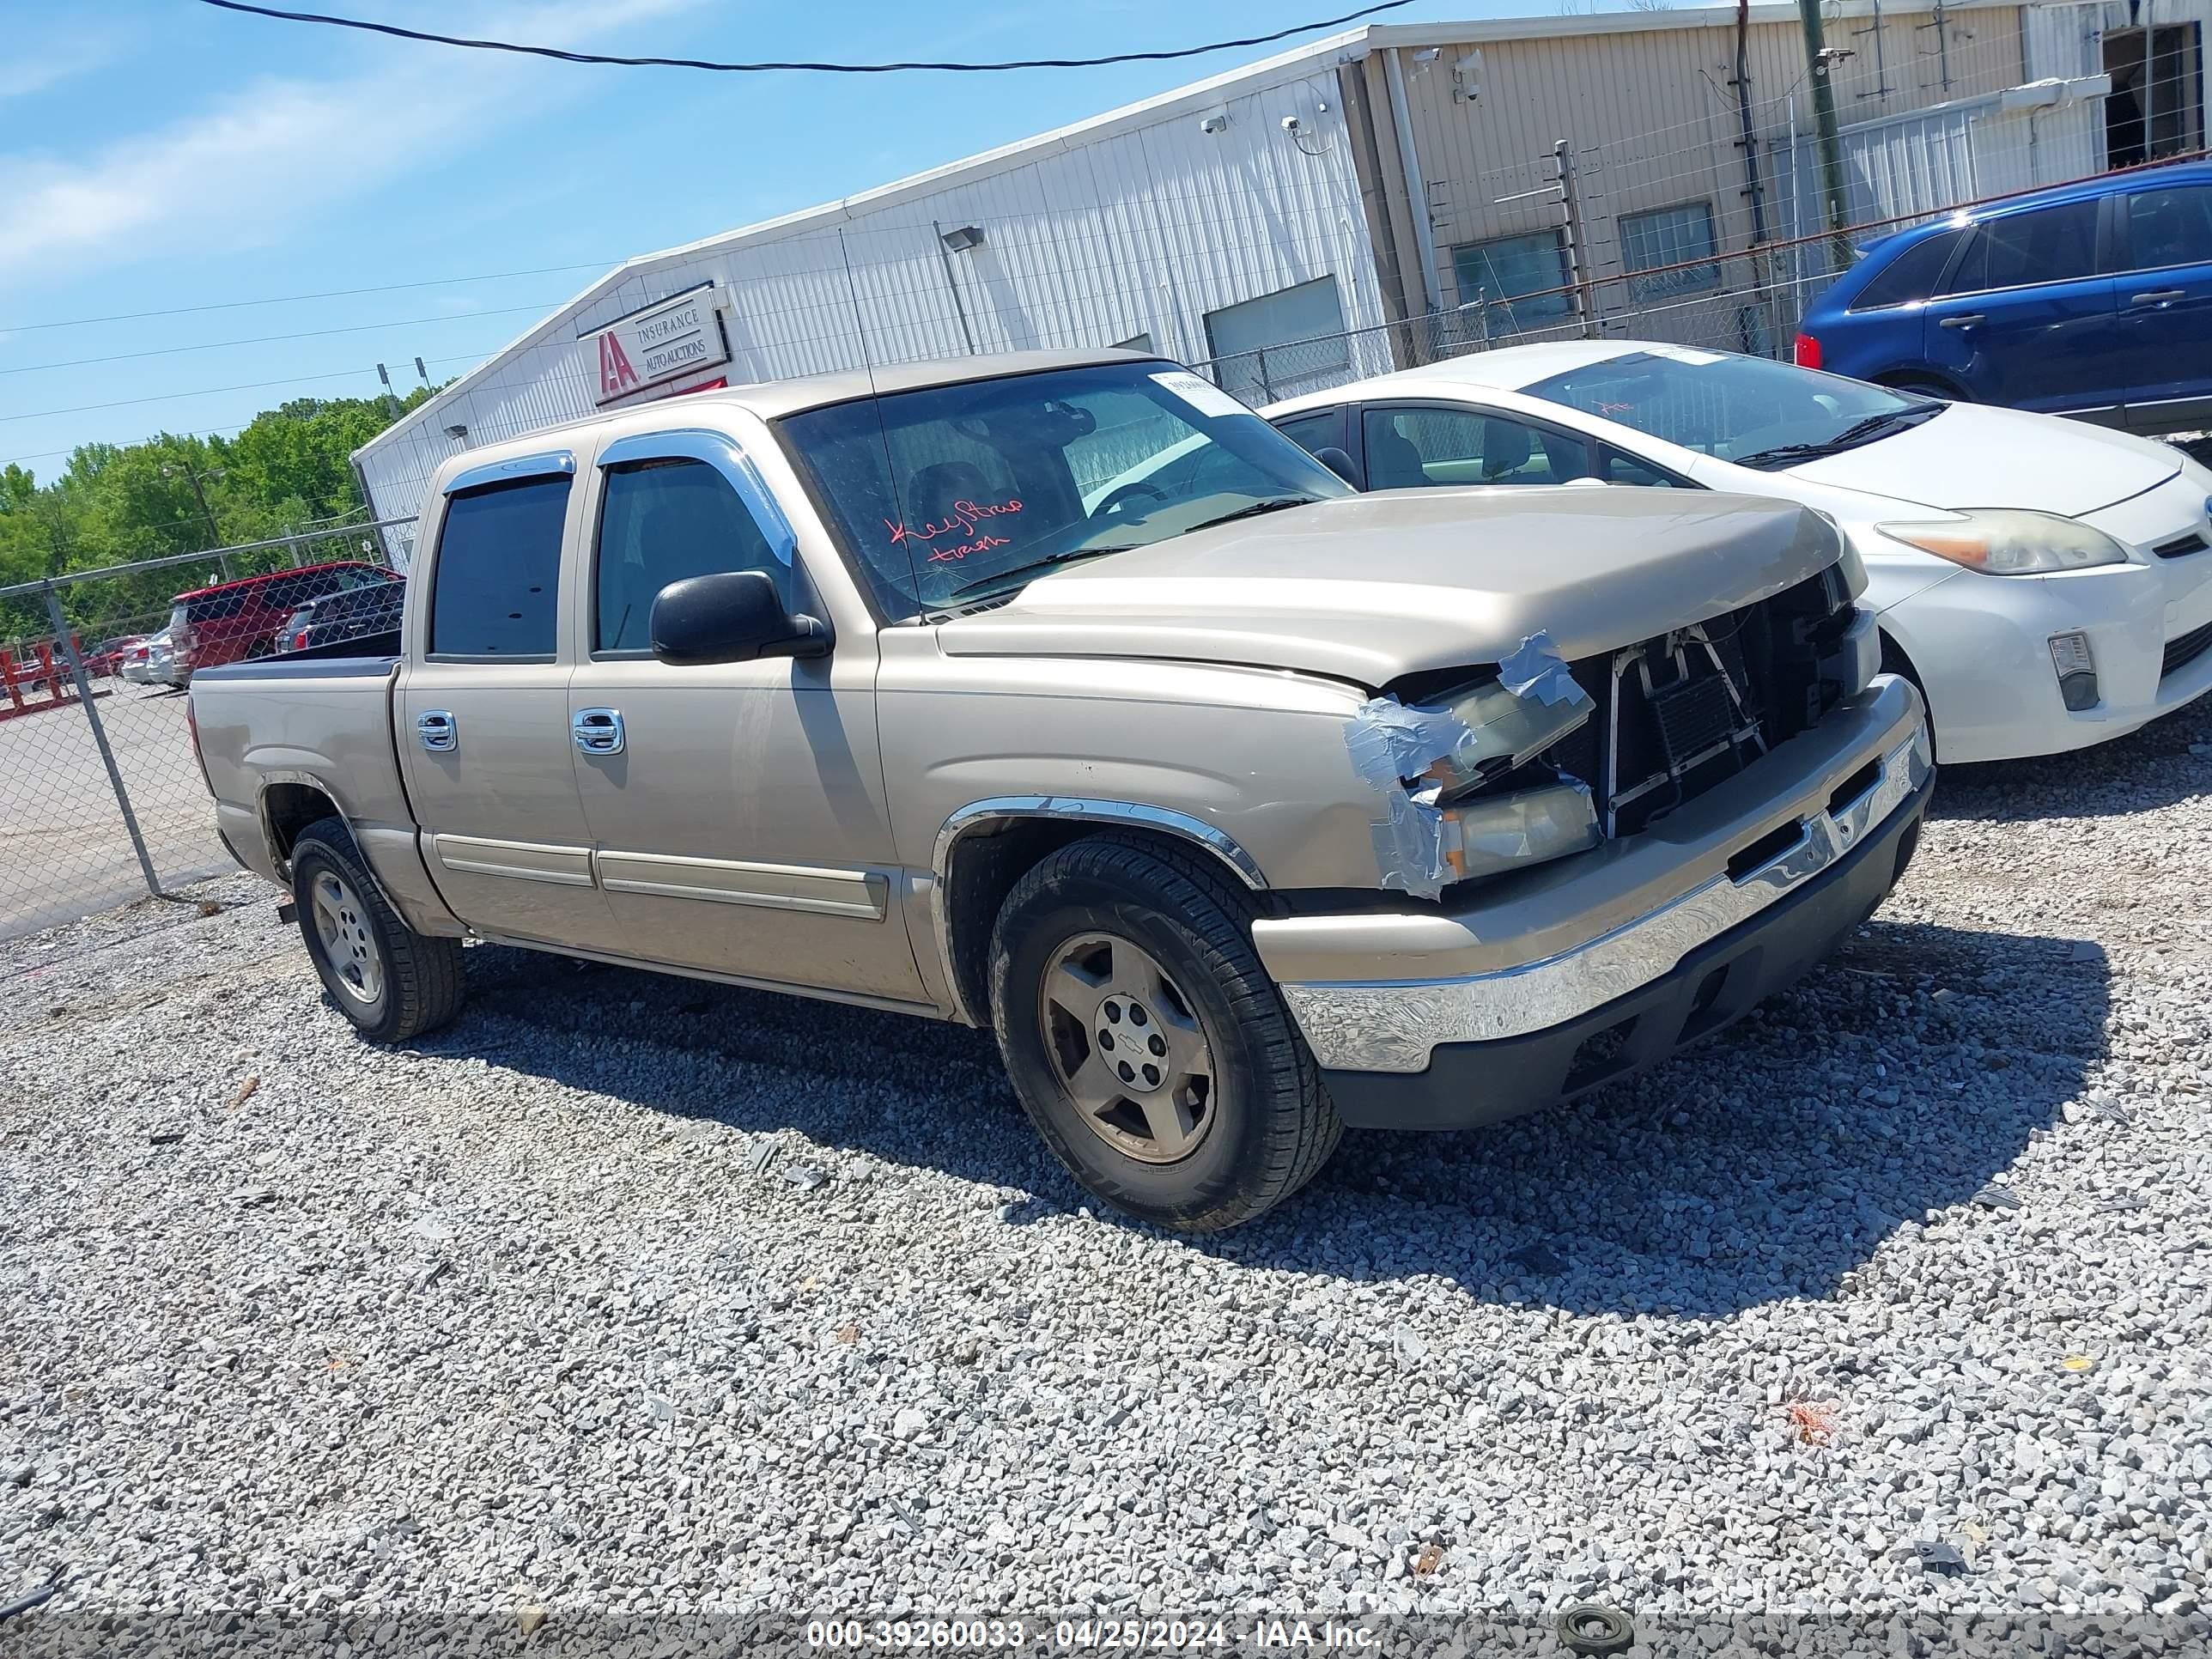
left=256, top=769, right=362, bottom=881
left=1874, top=366, right=1968, bottom=398
left=927, top=796, right=1269, bottom=1028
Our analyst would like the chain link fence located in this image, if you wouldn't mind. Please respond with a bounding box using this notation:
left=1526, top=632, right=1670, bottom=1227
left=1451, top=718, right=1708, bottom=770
left=0, top=515, right=414, bottom=941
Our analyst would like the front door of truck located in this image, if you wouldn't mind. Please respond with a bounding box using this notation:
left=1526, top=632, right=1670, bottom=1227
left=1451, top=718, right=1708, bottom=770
left=397, top=455, right=625, bottom=952
left=565, top=429, right=924, bottom=1001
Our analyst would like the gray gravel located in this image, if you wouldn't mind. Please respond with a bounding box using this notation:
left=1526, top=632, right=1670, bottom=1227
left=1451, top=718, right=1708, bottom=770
left=3, top=699, right=2209, bottom=1652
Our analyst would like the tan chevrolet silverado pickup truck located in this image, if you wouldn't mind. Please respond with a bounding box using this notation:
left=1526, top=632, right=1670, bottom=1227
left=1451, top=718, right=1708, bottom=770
left=189, top=348, right=1930, bottom=1231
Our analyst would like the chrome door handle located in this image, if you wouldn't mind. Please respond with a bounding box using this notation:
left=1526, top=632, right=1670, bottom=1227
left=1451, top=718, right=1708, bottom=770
left=572, top=708, right=625, bottom=756
left=416, top=710, right=457, bottom=752
left=1938, top=313, right=1984, bottom=329
left=2130, top=288, right=2187, bottom=306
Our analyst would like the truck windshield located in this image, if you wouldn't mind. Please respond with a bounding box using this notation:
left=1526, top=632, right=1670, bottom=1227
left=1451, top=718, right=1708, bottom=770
left=778, top=360, right=1352, bottom=618
left=1521, top=349, right=1941, bottom=471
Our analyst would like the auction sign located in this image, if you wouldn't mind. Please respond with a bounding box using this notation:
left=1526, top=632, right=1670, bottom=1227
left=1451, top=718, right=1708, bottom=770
left=587, top=281, right=732, bottom=404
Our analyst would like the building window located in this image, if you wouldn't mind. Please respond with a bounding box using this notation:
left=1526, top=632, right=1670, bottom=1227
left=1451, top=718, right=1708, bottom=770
left=1449, top=231, right=1573, bottom=335
left=2104, top=21, right=2204, bottom=166
left=1620, top=201, right=1722, bottom=302
left=1200, top=276, right=1349, bottom=403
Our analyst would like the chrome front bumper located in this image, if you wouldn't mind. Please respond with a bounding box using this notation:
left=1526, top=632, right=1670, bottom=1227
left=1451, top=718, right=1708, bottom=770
left=1270, top=707, right=1932, bottom=1077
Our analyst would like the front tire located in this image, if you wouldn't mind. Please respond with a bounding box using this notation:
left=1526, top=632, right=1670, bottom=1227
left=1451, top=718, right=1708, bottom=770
left=988, top=835, right=1340, bottom=1232
left=290, top=817, right=465, bottom=1042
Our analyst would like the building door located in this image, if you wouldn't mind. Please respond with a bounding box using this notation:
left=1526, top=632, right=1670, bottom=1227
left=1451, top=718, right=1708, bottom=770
left=2103, top=23, right=2204, bottom=167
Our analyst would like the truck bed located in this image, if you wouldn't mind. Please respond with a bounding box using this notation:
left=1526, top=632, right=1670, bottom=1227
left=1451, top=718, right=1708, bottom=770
left=189, top=647, right=414, bottom=891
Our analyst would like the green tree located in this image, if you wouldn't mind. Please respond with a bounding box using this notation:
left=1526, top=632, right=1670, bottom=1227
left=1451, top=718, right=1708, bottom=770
left=0, top=386, right=440, bottom=642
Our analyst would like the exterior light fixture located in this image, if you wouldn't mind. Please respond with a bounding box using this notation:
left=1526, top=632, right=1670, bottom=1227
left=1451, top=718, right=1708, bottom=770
left=939, top=225, right=984, bottom=252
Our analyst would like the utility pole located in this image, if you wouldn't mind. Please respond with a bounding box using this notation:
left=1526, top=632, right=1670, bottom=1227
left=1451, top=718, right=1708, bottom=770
left=162, top=457, right=230, bottom=578
left=1798, top=0, right=1855, bottom=272
left=163, top=458, right=222, bottom=544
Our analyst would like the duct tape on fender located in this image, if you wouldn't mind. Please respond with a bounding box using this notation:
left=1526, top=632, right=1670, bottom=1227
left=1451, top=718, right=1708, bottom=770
left=1498, top=629, right=1582, bottom=707
left=1344, top=697, right=1468, bottom=902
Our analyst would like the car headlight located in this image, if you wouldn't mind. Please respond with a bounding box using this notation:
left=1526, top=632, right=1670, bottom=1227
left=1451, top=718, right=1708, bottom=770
left=1876, top=509, right=2128, bottom=574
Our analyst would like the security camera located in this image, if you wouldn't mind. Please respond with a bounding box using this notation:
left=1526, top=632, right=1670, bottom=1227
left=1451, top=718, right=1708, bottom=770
left=1281, top=114, right=1303, bottom=132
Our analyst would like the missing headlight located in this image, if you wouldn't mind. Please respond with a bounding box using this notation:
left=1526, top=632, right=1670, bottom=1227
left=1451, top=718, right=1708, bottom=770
left=1346, top=631, right=1602, bottom=898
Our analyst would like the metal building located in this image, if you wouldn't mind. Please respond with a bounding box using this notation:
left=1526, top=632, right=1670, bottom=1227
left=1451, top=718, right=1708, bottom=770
left=356, top=1, right=2206, bottom=542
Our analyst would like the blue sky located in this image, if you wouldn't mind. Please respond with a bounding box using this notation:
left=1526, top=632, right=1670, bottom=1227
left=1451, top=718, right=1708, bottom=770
left=3, top=0, right=1549, bottom=483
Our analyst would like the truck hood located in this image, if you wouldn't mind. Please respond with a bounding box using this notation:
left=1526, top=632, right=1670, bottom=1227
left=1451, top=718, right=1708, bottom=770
left=1784, top=401, right=2179, bottom=517
left=933, top=486, right=1840, bottom=690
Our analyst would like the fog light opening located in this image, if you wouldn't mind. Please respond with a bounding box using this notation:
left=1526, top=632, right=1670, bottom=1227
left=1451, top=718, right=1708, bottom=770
left=2049, top=631, right=2099, bottom=711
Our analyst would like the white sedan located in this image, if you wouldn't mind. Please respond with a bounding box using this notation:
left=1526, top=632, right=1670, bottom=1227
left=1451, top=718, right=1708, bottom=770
left=1263, top=343, right=2212, bottom=763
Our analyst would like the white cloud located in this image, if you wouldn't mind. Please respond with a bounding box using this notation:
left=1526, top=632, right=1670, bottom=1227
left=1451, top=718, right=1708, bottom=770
left=0, top=0, right=705, bottom=291
left=0, top=33, right=122, bottom=100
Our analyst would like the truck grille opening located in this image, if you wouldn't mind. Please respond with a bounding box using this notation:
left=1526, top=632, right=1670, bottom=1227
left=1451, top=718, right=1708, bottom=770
left=1539, top=567, right=1853, bottom=840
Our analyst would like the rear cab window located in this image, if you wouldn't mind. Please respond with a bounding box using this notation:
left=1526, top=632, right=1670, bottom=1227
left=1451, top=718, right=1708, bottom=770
left=428, top=476, right=572, bottom=658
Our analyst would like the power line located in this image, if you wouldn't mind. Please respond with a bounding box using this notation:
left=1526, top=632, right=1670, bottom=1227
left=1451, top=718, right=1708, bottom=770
left=0, top=351, right=484, bottom=427
left=0, top=261, right=617, bottom=333
left=194, top=0, right=1416, bottom=72
left=0, top=301, right=568, bottom=377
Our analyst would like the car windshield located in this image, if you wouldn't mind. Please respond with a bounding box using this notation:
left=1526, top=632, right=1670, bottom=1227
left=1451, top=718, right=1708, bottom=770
left=778, top=360, right=1352, bottom=618
left=1521, top=348, right=1940, bottom=470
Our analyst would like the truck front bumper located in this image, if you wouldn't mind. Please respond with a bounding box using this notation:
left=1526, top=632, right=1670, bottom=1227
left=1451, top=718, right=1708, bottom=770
left=1255, top=678, right=1932, bottom=1130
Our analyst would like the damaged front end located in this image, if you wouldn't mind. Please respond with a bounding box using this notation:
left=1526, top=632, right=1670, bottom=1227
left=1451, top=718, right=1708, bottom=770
left=1346, top=631, right=1603, bottom=902
left=1346, top=566, right=1876, bottom=902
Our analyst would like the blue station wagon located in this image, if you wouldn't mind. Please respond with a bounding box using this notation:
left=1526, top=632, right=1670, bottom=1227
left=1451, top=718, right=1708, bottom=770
left=1795, top=161, right=2212, bottom=434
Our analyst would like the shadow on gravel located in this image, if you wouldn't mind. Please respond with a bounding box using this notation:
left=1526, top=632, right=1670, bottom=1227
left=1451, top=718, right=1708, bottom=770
left=425, top=906, right=2106, bottom=1320
left=1929, top=690, right=2209, bottom=822
left=1236, top=916, right=2111, bottom=1318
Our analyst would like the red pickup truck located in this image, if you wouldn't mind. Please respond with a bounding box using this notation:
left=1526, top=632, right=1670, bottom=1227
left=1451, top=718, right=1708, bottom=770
left=167, top=562, right=399, bottom=684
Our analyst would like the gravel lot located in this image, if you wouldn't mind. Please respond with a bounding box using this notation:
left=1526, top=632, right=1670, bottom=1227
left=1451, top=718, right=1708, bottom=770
left=3, top=700, right=2209, bottom=1655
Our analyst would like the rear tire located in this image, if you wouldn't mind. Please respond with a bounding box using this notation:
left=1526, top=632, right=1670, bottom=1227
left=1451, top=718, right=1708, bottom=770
left=988, top=834, right=1340, bottom=1232
left=290, top=817, right=465, bottom=1042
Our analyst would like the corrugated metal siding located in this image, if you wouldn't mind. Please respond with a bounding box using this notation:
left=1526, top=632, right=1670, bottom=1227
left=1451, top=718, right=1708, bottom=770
left=1397, top=9, right=2027, bottom=297
left=1768, top=90, right=2107, bottom=285
left=357, top=64, right=1376, bottom=531
left=2025, top=1, right=2105, bottom=78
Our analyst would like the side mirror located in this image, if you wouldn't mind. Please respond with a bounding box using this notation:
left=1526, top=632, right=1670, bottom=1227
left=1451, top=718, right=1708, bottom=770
left=649, top=570, right=830, bottom=665
left=1314, top=446, right=1360, bottom=488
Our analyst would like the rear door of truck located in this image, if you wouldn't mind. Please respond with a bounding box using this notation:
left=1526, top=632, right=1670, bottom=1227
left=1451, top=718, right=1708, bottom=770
left=395, top=450, right=629, bottom=953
